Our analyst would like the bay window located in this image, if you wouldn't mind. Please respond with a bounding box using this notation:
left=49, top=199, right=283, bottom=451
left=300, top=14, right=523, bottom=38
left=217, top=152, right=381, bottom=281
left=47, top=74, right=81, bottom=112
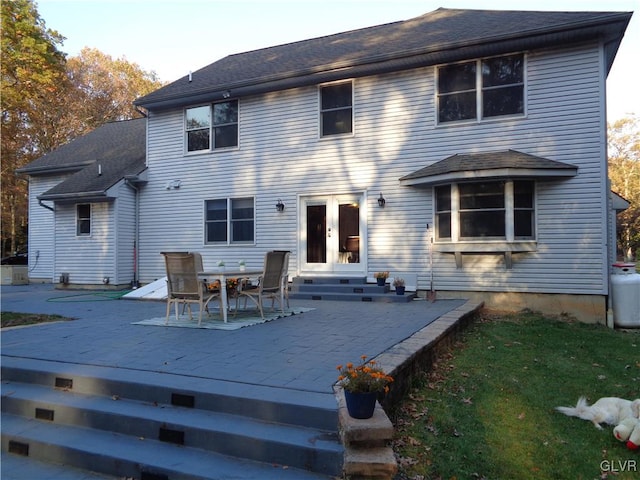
left=435, top=180, right=534, bottom=241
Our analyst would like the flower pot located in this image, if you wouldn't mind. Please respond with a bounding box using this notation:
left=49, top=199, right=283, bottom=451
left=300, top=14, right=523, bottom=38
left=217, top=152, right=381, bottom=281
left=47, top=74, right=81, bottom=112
left=376, top=278, right=386, bottom=287
left=344, top=390, right=378, bottom=419
left=395, top=286, right=405, bottom=295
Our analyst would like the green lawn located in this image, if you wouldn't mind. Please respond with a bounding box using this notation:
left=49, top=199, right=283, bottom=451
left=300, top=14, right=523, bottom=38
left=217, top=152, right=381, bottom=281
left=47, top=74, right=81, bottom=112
left=392, top=310, right=639, bottom=480
left=1, top=312, right=73, bottom=328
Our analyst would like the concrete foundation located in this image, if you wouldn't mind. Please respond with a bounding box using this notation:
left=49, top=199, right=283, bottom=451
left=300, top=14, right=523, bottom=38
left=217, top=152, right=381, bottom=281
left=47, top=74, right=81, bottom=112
left=430, top=290, right=606, bottom=324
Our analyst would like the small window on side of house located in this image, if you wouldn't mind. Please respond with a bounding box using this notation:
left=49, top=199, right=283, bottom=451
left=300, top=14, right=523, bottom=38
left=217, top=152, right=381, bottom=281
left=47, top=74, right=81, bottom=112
left=76, top=204, right=91, bottom=236
left=320, top=82, right=353, bottom=136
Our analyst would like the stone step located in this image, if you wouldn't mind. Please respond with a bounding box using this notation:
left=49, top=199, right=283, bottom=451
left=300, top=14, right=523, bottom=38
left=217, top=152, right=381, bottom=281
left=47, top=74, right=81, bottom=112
left=1, top=356, right=343, bottom=479
left=293, top=282, right=390, bottom=295
left=1, top=413, right=332, bottom=480
left=1, top=356, right=338, bottom=431
left=289, top=276, right=416, bottom=303
left=290, top=290, right=416, bottom=303
left=292, top=276, right=368, bottom=286
left=1, top=381, right=343, bottom=475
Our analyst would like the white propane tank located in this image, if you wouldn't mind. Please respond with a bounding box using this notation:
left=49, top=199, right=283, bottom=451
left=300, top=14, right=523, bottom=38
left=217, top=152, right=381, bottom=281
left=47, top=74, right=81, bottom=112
left=611, top=263, right=640, bottom=328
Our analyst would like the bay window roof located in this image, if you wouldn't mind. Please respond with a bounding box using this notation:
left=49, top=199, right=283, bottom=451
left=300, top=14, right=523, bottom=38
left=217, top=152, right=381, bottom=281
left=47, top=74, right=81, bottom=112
left=399, top=150, right=578, bottom=187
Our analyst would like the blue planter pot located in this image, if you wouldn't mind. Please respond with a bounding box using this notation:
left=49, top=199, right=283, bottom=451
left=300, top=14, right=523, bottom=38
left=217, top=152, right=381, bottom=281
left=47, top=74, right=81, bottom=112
left=395, top=286, right=405, bottom=295
left=344, top=390, right=378, bottom=419
left=376, top=278, right=386, bottom=287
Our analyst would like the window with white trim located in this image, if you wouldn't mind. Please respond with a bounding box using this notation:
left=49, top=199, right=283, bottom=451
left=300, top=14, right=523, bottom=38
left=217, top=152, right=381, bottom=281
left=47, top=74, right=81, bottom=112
left=76, top=204, right=91, bottom=236
left=437, top=53, right=524, bottom=123
left=186, top=100, right=238, bottom=152
left=435, top=180, right=534, bottom=241
left=320, top=82, right=353, bottom=136
left=205, top=197, right=254, bottom=244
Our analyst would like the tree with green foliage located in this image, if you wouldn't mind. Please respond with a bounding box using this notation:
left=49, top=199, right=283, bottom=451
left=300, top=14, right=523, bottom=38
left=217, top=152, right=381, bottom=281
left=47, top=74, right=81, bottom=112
left=1, top=0, right=163, bottom=257
left=1, top=0, right=67, bottom=256
left=608, top=115, right=640, bottom=261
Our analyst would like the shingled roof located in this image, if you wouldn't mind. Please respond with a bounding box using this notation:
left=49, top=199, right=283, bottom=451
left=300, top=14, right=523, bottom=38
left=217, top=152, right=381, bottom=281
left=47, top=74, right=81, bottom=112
left=400, top=150, right=578, bottom=187
left=135, top=8, right=631, bottom=111
left=18, top=118, right=146, bottom=202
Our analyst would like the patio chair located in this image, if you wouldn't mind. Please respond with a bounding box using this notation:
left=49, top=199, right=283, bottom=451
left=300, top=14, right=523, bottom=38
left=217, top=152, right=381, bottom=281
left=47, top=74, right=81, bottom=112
left=275, top=250, right=291, bottom=310
left=238, top=250, right=289, bottom=319
left=162, top=252, right=221, bottom=326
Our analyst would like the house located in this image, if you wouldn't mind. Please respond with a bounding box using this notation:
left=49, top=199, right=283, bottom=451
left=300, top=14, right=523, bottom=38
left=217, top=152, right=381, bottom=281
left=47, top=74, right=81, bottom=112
left=20, top=8, right=632, bottom=323
left=17, top=118, right=147, bottom=286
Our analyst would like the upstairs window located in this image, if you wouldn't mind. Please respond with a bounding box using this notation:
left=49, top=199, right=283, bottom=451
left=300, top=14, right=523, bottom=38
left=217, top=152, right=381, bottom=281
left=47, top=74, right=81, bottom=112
left=320, top=82, right=353, bottom=136
left=437, top=54, right=524, bottom=123
left=186, top=100, right=238, bottom=152
left=205, top=197, right=254, bottom=244
left=186, top=106, right=210, bottom=151
left=76, top=204, right=91, bottom=236
left=435, top=180, right=534, bottom=241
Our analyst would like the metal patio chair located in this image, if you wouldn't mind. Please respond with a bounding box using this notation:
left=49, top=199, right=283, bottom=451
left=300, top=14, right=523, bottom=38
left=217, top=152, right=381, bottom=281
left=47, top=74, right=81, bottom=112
left=238, top=250, right=289, bottom=319
left=162, top=252, right=221, bottom=326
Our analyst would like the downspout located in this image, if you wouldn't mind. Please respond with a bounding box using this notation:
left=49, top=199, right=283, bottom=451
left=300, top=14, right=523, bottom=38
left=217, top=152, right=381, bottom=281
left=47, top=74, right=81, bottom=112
left=126, top=108, right=148, bottom=289
left=124, top=177, right=140, bottom=288
left=36, top=199, right=55, bottom=281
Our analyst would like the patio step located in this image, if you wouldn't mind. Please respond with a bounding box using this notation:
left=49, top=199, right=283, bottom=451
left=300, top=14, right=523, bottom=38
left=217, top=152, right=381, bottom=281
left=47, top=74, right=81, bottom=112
left=1, top=357, right=342, bottom=479
left=290, top=276, right=416, bottom=303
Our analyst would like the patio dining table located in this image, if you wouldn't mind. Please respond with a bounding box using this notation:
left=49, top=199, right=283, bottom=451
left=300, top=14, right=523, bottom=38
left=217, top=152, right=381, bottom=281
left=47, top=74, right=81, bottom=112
left=198, top=269, right=263, bottom=323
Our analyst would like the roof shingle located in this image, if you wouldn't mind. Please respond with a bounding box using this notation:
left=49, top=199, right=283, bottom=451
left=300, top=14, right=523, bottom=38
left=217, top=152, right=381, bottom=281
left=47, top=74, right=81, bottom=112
left=135, top=8, right=631, bottom=110
left=18, top=118, right=147, bottom=201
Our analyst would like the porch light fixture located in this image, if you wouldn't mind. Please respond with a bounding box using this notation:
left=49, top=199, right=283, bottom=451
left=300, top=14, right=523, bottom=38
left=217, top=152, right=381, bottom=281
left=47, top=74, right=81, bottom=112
left=165, top=179, right=181, bottom=190
left=223, top=90, right=231, bottom=99
left=377, top=193, right=386, bottom=208
left=276, top=199, right=285, bottom=212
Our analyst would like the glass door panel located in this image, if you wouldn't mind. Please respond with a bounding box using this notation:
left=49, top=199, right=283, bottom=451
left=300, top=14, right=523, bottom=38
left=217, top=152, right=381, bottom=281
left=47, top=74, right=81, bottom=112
left=301, top=194, right=364, bottom=274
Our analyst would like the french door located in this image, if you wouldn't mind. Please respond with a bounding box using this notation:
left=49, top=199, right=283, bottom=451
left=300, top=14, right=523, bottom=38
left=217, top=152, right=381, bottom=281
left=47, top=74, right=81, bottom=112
left=300, top=194, right=365, bottom=274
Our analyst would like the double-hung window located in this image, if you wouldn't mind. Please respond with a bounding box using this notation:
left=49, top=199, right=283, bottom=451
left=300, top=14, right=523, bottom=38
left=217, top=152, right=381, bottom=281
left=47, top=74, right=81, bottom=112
left=437, top=53, right=524, bottom=123
left=186, top=99, right=238, bottom=152
left=435, top=180, right=534, bottom=241
left=76, top=204, right=91, bottom=236
left=205, top=197, right=254, bottom=244
left=320, top=82, right=353, bottom=136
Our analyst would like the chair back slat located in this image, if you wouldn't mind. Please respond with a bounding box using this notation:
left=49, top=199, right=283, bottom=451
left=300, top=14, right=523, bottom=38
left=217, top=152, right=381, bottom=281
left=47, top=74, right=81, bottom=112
left=163, top=252, right=201, bottom=298
left=260, top=251, right=287, bottom=291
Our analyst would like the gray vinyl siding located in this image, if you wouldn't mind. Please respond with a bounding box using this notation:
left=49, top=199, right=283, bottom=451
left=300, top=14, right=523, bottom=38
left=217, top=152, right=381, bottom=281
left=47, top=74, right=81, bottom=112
left=114, top=182, right=137, bottom=286
left=138, top=42, right=609, bottom=296
left=27, top=174, right=65, bottom=282
left=53, top=202, right=113, bottom=285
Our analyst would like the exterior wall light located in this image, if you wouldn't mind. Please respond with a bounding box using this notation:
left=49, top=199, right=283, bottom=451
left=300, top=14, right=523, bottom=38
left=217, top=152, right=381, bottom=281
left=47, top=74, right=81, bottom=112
left=378, top=193, right=386, bottom=207
left=276, top=199, right=285, bottom=212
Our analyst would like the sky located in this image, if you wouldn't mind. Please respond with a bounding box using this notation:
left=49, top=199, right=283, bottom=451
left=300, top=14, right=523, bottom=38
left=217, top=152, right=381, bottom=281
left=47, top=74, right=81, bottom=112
left=36, top=0, right=639, bottom=122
